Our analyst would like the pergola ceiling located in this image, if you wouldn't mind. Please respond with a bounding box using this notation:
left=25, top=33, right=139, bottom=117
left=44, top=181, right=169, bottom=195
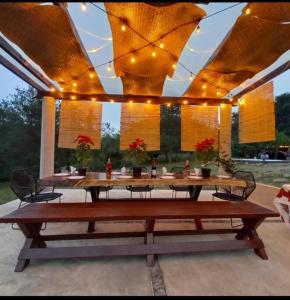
left=0, top=2, right=105, bottom=94
left=0, top=2, right=289, bottom=101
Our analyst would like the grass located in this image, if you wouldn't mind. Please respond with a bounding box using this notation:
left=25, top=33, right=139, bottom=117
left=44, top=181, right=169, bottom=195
left=0, top=161, right=289, bottom=205
left=0, top=182, right=16, bottom=205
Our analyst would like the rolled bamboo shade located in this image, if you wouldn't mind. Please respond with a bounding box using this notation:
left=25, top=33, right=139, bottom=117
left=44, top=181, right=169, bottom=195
left=0, top=3, right=105, bottom=94
left=105, top=2, right=206, bottom=96
left=181, top=106, right=219, bottom=151
left=239, top=81, right=275, bottom=144
left=58, top=100, right=102, bottom=149
left=120, top=103, right=160, bottom=151
left=219, top=104, right=232, bottom=157
left=184, top=3, right=290, bottom=99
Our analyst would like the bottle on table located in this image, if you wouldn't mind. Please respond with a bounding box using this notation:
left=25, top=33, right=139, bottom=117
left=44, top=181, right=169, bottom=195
left=184, top=160, right=191, bottom=177
left=106, top=158, right=112, bottom=179
left=151, top=157, right=157, bottom=178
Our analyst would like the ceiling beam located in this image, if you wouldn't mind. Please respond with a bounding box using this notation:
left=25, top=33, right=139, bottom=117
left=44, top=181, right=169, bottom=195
left=0, top=35, right=56, bottom=90
left=233, top=61, right=290, bottom=100
left=0, top=54, right=47, bottom=91
left=37, top=90, right=237, bottom=106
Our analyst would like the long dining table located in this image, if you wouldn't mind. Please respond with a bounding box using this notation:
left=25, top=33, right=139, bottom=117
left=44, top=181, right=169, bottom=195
left=40, top=172, right=247, bottom=232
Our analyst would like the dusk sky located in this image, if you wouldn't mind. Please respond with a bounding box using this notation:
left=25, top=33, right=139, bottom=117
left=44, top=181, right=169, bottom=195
left=0, top=2, right=289, bottom=130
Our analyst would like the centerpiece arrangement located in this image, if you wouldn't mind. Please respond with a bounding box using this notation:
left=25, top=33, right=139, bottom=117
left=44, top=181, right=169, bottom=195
left=73, top=135, right=94, bottom=176
left=195, top=138, right=218, bottom=178
left=126, top=138, right=149, bottom=178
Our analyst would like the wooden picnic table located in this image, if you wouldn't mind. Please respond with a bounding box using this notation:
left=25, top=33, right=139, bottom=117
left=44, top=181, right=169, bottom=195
left=40, top=172, right=247, bottom=232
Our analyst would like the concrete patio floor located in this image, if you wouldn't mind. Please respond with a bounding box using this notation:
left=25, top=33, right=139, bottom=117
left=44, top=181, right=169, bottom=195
left=0, top=188, right=289, bottom=296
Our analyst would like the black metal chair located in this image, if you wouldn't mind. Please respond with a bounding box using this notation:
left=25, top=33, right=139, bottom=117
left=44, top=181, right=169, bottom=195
left=10, top=169, right=63, bottom=208
left=212, top=170, right=256, bottom=202
left=169, top=166, right=190, bottom=198
left=84, top=186, right=113, bottom=201
left=126, top=167, right=154, bottom=198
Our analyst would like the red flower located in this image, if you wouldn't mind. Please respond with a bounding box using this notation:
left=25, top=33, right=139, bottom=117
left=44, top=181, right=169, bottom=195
left=195, top=138, right=215, bottom=152
left=74, top=135, right=94, bottom=146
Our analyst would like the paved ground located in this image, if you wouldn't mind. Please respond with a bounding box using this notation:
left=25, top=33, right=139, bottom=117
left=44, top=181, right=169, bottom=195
left=0, top=188, right=289, bottom=296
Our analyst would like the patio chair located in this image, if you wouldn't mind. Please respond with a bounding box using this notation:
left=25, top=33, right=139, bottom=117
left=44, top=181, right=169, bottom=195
left=212, top=170, right=256, bottom=202
left=169, top=166, right=191, bottom=198
left=84, top=186, right=113, bottom=202
left=10, top=169, right=63, bottom=208
left=126, top=167, right=154, bottom=198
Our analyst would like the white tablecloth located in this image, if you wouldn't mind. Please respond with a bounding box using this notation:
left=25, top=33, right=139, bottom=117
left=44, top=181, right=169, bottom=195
left=274, top=184, right=290, bottom=228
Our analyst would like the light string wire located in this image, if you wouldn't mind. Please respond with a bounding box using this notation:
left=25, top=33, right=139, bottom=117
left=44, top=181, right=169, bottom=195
left=64, top=2, right=244, bottom=96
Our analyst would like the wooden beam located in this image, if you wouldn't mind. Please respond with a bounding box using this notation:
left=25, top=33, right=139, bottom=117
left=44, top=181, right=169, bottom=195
left=37, top=90, right=237, bottom=106
left=0, top=36, right=55, bottom=90
left=233, top=61, right=290, bottom=100
left=0, top=54, right=47, bottom=91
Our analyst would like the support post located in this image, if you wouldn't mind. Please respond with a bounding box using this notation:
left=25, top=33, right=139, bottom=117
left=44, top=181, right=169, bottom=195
left=40, top=96, right=56, bottom=179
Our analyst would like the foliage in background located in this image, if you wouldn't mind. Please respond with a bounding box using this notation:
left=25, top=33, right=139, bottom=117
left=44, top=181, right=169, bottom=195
left=73, top=135, right=94, bottom=168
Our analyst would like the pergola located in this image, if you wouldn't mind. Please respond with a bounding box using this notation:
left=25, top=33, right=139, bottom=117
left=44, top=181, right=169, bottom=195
left=0, top=2, right=289, bottom=178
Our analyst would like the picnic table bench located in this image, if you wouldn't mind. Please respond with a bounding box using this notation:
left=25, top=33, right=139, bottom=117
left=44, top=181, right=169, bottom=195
left=0, top=200, right=278, bottom=272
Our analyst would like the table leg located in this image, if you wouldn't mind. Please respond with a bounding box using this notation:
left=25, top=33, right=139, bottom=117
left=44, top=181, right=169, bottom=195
left=188, top=185, right=203, bottom=230
left=87, top=187, right=100, bottom=233
left=145, top=218, right=156, bottom=266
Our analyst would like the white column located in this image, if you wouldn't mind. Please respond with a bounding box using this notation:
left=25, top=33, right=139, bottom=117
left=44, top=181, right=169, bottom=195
left=40, top=96, right=56, bottom=179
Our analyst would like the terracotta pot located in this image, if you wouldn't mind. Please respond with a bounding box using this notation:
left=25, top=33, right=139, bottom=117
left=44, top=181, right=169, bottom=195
left=201, top=168, right=211, bottom=178
left=133, top=166, right=142, bottom=179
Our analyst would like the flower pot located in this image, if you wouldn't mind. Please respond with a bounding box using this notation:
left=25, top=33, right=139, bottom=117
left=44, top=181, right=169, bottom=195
left=201, top=168, right=211, bottom=178
left=78, top=167, right=87, bottom=176
left=133, top=166, right=142, bottom=179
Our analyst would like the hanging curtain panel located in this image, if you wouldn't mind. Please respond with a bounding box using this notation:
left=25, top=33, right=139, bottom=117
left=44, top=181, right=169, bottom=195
left=181, top=105, right=219, bottom=151
left=58, top=100, right=102, bottom=149
left=120, top=103, right=160, bottom=151
left=219, top=104, right=232, bottom=157
left=239, top=81, right=275, bottom=144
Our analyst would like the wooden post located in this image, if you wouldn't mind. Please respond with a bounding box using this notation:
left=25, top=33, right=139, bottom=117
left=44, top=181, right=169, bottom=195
left=40, top=96, right=56, bottom=179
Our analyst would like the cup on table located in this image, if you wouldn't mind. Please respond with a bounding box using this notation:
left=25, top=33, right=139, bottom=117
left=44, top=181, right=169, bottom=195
left=121, top=166, right=126, bottom=175
left=162, top=167, right=167, bottom=175
left=194, top=168, right=201, bottom=176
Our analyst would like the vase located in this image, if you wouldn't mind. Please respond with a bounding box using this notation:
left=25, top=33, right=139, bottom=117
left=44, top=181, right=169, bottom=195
left=78, top=167, right=87, bottom=176
left=201, top=168, right=211, bottom=178
left=132, top=166, right=142, bottom=179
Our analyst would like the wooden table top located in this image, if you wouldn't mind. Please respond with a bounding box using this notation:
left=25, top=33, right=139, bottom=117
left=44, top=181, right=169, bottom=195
left=0, top=201, right=278, bottom=223
left=40, top=172, right=247, bottom=188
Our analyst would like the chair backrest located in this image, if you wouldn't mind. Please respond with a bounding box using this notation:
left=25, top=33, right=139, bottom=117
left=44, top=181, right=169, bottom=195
left=232, top=171, right=256, bottom=200
left=10, top=169, right=36, bottom=202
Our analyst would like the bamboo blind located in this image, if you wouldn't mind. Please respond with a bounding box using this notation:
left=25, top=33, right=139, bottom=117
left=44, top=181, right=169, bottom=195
left=181, top=105, right=219, bottom=151
left=120, top=103, right=160, bottom=150
left=58, top=100, right=102, bottom=149
left=239, top=81, right=275, bottom=144
left=219, top=104, right=232, bottom=157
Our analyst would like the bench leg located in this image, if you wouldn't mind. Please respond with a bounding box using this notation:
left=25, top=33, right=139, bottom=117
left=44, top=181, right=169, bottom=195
left=235, top=218, right=268, bottom=260
left=145, top=219, right=156, bottom=267
left=88, top=187, right=100, bottom=233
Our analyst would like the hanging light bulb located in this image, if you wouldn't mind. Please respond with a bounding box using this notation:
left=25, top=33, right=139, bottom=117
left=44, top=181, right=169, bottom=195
left=202, top=84, right=207, bottom=90
left=50, top=87, right=56, bottom=92
left=196, top=24, right=200, bottom=34
left=81, top=2, right=87, bottom=11
left=129, top=100, right=133, bottom=104
left=172, top=63, right=176, bottom=69
left=147, top=100, right=151, bottom=104
left=245, top=8, right=251, bottom=15
left=121, top=24, right=126, bottom=32
left=60, top=87, right=64, bottom=92
left=73, top=82, right=77, bottom=87
left=189, top=73, right=193, bottom=80
left=131, top=57, right=136, bottom=64
left=183, top=100, right=188, bottom=105
left=159, top=42, right=164, bottom=49
left=216, top=87, right=221, bottom=96
left=166, top=103, right=171, bottom=107
left=107, top=62, right=112, bottom=71
left=203, top=102, right=207, bottom=106
left=71, top=95, right=76, bottom=100
left=91, top=98, right=96, bottom=101
left=152, top=50, right=156, bottom=57
left=110, top=99, right=115, bottom=103
left=89, top=72, right=94, bottom=78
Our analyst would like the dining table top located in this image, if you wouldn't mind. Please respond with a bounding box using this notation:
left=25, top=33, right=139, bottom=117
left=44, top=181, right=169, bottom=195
left=40, top=172, right=247, bottom=188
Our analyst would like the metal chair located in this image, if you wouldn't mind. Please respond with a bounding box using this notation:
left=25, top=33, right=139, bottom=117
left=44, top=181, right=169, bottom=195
left=169, top=166, right=190, bottom=198
left=126, top=167, right=154, bottom=198
left=84, top=186, right=113, bottom=202
left=9, top=169, right=63, bottom=230
left=212, top=170, right=256, bottom=202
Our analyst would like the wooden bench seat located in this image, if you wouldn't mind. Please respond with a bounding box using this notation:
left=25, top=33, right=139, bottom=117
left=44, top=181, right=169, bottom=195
left=0, top=200, right=279, bottom=272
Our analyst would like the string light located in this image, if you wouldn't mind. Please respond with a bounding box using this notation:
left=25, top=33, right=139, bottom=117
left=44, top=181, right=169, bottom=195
left=107, top=62, right=112, bottom=71
left=245, top=8, right=251, bottom=15
left=91, top=97, right=96, bottom=101
left=183, top=100, right=188, bottom=105
left=89, top=72, right=94, bottom=78
left=110, top=99, right=115, bottom=103
left=172, top=64, right=176, bottom=69
left=196, top=24, right=200, bottom=34
left=73, top=82, right=77, bottom=87
left=159, top=42, right=164, bottom=48
left=81, top=2, right=87, bottom=11
left=166, top=103, right=171, bottom=107
left=147, top=100, right=151, bottom=104
left=60, top=87, right=64, bottom=92
left=203, top=102, right=207, bottom=106
left=50, top=87, right=56, bottom=92
left=130, top=57, right=136, bottom=64
left=229, top=97, right=233, bottom=102
left=189, top=73, right=193, bottom=80
left=202, top=84, right=207, bottom=90
left=152, top=50, right=156, bottom=57
left=216, top=87, right=221, bottom=96
left=71, top=95, right=76, bottom=100
left=121, top=24, right=126, bottom=32
left=129, top=100, right=133, bottom=103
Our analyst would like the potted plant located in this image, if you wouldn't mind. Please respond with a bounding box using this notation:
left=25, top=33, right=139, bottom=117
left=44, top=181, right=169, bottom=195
left=195, top=138, right=218, bottom=178
left=126, top=138, right=149, bottom=178
left=73, top=135, right=94, bottom=176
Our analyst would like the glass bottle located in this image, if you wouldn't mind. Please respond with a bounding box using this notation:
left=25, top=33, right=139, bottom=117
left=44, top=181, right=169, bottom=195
left=151, top=157, right=157, bottom=178
left=106, top=158, right=112, bottom=179
left=184, top=160, right=191, bottom=177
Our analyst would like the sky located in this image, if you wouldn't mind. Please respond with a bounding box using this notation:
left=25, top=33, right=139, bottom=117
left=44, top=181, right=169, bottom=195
left=0, top=2, right=289, bottom=130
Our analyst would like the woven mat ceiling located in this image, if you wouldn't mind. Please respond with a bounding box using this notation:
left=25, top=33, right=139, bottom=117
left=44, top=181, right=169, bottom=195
left=105, top=2, right=206, bottom=96
left=184, top=3, right=290, bottom=99
left=0, top=3, right=105, bottom=95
